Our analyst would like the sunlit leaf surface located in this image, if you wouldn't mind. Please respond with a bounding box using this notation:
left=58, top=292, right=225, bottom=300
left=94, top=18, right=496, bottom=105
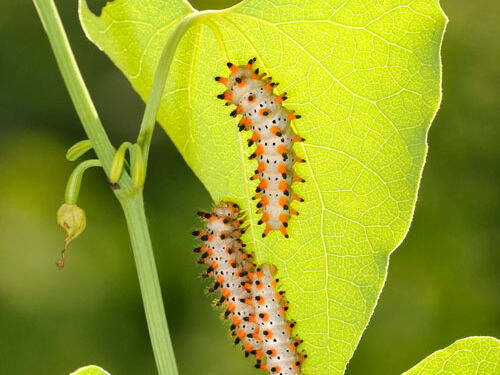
left=404, top=337, right=500, bottom=375
left=70, top=365, right=111, bottom=375
left=80, top=0, right=447, bottom=373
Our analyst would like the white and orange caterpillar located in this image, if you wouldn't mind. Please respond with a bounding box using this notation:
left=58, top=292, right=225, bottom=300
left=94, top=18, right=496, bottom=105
left=193, top=202, right=263, bottom=359
left=251, top=264, right=306, bottom=375
left=215, top=58, right=305, bottom=238
left=193, top=203, right=306, bottom=374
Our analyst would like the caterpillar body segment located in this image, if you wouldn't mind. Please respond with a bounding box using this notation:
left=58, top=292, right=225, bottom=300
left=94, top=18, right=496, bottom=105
left=193, top=202, right=263, bottom=359
left=252, top=265, right=306, bottom=375
left=192, top=203, right=306, bottom=373
left=216, top=59, right=305, bottom=238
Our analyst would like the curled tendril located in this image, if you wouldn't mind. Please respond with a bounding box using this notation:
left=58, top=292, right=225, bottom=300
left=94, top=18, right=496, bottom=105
left=66, top=139, right=93, bottom=161
left=110, top=142, right=146, bottom=189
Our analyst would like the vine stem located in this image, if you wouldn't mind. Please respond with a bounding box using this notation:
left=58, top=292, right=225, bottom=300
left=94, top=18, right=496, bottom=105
left=136, top=11, right=205, bottom=166
left=32, top=0, right=120, bottom=181
left=31, top=0, right=202, bottom=374
left=121, top=195, right=178, bottom=375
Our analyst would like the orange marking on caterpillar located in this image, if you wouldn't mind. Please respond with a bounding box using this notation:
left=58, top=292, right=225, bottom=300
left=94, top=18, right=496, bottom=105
left=294, top=135, right=305, bottom=142
left=215, top=76, right=229, bottom=85
left=256, top=269, right=263, bottom=280
left=278, top=180, right=289, bottom=193
left=278, top=196, right=288, bottom=208
left=258, top=108, right=270, bottom=116
left=227, top=62, right=239, bottom=74
left=275, top=93, right=287, bottom=103
left=258, top=212, right=270, bottom=224
left=259, top=312, right=269, bottom=322
left=255, top=295, right=265, bottom=305
left=267, top=349, right=277, bottom=357
left=262, top=224, right=272, bottom=237
left=246, top=57, right=256, bottom=69
left=244, top=342, right=253, bottom=353
left=280, top=224, right=288, bottom=237
left=255, top=349, right=264, bottom=361
left=257, top=161, right=266, bottom=173
left=293, top=193, right=304, bottom=202
left=221, top=288, right=231, bottom=299
left=277, top=163, right=287, bottom=175
left=277, top=144, right=287, bottom=155
left=270, top=125, right=281, bottom=135
left=237, top=79, right=246, bottom=88
left=271, top=366, right=281, bottom=373
left=263, top=330, right=273, bottom=339
left=257, top=195, right=269, bottom=208
left=257, top=178, right=268, bottom=190
left=294, top=176, right=305, bottom=183
left=251, top=130, right=260, bottom=142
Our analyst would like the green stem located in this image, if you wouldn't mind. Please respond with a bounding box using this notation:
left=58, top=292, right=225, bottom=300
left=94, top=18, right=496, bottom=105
left=65, top=159, right=102, bottom=204
left=136, top=12, right=202, bottom=166
left=32, top=0, right=131, bottom=191
left=121, top=196, right=179, bottom=375
left=33, top=1, right=180, bottom=374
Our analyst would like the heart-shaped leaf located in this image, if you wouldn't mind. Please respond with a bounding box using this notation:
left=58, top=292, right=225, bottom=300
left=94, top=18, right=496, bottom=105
left=70, top=365, right=111, bottom=375
left=403, top=337, right=500, bottom=375
left=80, top=0, right=447, bottom=373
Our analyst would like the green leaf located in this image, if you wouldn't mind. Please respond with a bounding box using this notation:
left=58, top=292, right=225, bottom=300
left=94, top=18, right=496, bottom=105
left=70, top=365, right=111, bottom=375
left=403, top=337, right=500, bottom=375
left=80, top=0, right=447, bottom=373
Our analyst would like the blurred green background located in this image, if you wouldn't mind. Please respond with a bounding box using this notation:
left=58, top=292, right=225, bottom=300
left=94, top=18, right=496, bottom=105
left=1, top=0, right=498, bottom=374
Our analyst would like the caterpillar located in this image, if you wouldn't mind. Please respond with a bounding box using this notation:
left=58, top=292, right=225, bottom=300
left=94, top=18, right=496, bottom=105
left=252, top=264, right=306, bottom=375
left=192, top=202, right=306, bottom=374
left=192, top=202, right=263, bottom=359
left=215, top=58, right=305, bottom=238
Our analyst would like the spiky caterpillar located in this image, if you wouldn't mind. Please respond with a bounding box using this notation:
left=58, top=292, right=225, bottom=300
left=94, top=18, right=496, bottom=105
left=193, top=203, right=306, bottom=373
left=193, top=202, right=263, bottom=359
left=215, top=58, right=305, bottom=238
left=251, top=265, right=306, bottom=375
